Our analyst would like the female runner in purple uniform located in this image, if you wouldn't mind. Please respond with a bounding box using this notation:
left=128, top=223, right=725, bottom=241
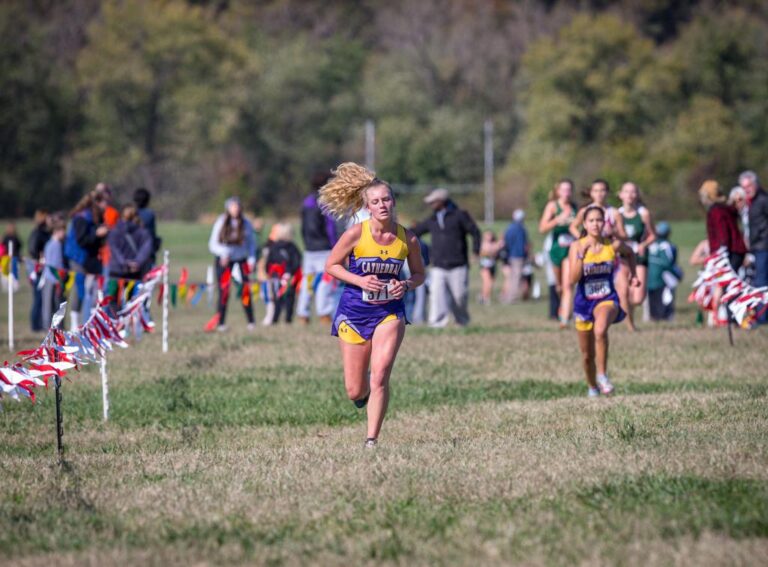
left=321, top=163, right=426, bottom=447
left=569, top=205, right=639, bottom=397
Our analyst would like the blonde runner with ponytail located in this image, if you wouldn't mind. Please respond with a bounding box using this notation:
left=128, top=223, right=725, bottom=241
left=323, top=162, right=426, bottom=448
left=318, top=162, right=378, bottom=220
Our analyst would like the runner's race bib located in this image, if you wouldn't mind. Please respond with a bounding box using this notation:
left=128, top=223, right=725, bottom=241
left=362, top=282, right=395, bottom=303
left=557, top=234, right=575, bottom=247
left=585, top=279, right=611, bottom=300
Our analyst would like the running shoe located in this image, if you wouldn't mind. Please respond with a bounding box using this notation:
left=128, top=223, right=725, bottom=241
left=353, top=370, right=371, bottom=408
left=365, top=438, right=377, bottom=448
left=596, top=374, right=614, bottom=395
left=587, top=387, right=600, bottom=398
left=353, top=393, right=370, bottom=409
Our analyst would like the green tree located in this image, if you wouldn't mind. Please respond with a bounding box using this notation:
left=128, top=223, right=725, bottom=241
left=74, top=0, right=248, bottom=213
left=0, top=4, right=79, bottom=216
left=235, top=35, right=367, bottom=211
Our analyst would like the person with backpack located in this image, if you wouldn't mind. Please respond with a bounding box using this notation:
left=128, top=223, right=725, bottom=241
left=106, top=205, right=154, bottom=311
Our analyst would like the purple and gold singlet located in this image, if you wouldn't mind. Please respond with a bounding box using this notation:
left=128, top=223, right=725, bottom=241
left=332, top=220, right=409, bottom=343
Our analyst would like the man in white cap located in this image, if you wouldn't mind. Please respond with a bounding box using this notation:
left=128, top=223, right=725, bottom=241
left=501, top=209, right=529, bottom=304
left=413, top=188, right=480, bottom=327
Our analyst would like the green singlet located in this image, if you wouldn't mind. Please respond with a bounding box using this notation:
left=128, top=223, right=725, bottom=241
left=620, top=206, right=648, bottom=266
left=549, top=202, right=575, bottom=268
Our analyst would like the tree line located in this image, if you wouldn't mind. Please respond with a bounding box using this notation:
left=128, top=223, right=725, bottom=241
left=2, top=0, right=767, bottom=219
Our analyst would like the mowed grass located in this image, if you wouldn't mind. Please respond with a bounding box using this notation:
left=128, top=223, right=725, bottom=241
left=1, top=221, right=768, bottom=566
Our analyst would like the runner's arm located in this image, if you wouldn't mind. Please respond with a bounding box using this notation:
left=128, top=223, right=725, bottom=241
left=325, top=224, right=385, bottom=292
left=538, top=202, right=558, bottom=234
left=569, top=207, right=585, bottom=239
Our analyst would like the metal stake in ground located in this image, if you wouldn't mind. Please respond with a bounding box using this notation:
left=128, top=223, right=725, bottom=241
left=726, top=299, right=735, bottom=347
left=162, top=250, right=169, bottom=353
left=97, top=290, right=109, bottom=420
left=54, top=375, right=64, bottom=463
left=8, top=240, right=14, bottom=351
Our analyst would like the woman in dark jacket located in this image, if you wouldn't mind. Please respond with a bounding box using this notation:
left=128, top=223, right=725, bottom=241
left=106, top=205, right=153, bottom=312
left=64, top=191, right=109, bottom=329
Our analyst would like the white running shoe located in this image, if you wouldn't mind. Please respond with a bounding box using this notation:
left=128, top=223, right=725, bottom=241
left=246, top=323, right=256, bottom=332
left=216, top=325, right=228, bottom=332
left=596, top=374, right=614, bottom=395
left=365, top=438, right=378, bottom=448
left=587, top=387, right=600, bottom=398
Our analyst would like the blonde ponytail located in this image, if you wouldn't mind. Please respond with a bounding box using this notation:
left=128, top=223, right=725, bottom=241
left=318, top=162, right=378, bottom=219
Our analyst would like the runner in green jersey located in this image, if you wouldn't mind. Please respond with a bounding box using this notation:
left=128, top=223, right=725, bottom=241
left=616, top=182, right=656, bottom=331
left=539, top=179, right=577, bottom=327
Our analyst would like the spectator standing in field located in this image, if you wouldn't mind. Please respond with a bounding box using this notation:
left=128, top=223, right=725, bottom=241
left=41, top=217, right=67, bottom=329
left=265, top=223, right=302, bottom=325
left=729, top=186, right=749, bottom=246
left=94, top=183, right=119, bottom=275
left=699, top=180, right=747, bottom=270
left=478, top=230, right=503, bottom=305
left=740, top=170, right=768, bottom=324
left=208, top=197, right=257, bottom=332
left=28, top=210, right=51, bottom=332
left=647, top=222, right=682, bottom=321
left=502, top=209, right=529, bottom=304
left=404, top=239, right=430, bottom=324
left=2, top=223, right=22, bottom=259
left=133, top=187, right=161, bottom=265
left=539, top=179, right=577, bottom=327
left=64, top=190, right=109, bottom=329
left=258, top=223, right=281, bottom=326
left=413, top=188, right=480, bottom=327
left=699, top=180, right=747, bottom=326
left=107, top=205, right=153, bottom=310
left=298, top=171, right=338, bottom=325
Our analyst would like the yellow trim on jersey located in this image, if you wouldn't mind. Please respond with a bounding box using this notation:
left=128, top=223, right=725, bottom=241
left=580, top=237, right=616, bottom=264
left=575, top=300, right=619, bottom=332
left=338, top=314, right=399, bottom=345
left=353, top=220, right=409, bottom=261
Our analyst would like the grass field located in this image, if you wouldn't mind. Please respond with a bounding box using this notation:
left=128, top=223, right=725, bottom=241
left=1, top=221, right=767, bottom=566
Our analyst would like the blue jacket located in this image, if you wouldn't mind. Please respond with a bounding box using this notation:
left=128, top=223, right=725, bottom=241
left=504, top=221, right=528, bottom=259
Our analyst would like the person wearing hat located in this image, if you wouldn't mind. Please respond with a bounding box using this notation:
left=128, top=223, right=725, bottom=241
left=412, top=188, right=481, bottom=327
left=208, top=196, right=258, bottom=331
left=646, top=221, right=682, bottom=321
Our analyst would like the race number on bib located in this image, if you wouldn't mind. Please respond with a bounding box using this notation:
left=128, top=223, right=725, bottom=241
left=557, top=234, right=575, bottom=247
left=585, top=279, right=611, bottom=300
left=362, top=283, right=395, bottom=303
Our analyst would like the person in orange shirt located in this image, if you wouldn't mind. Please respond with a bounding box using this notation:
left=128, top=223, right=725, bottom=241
left=95, top=183, right=119, bottom=272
